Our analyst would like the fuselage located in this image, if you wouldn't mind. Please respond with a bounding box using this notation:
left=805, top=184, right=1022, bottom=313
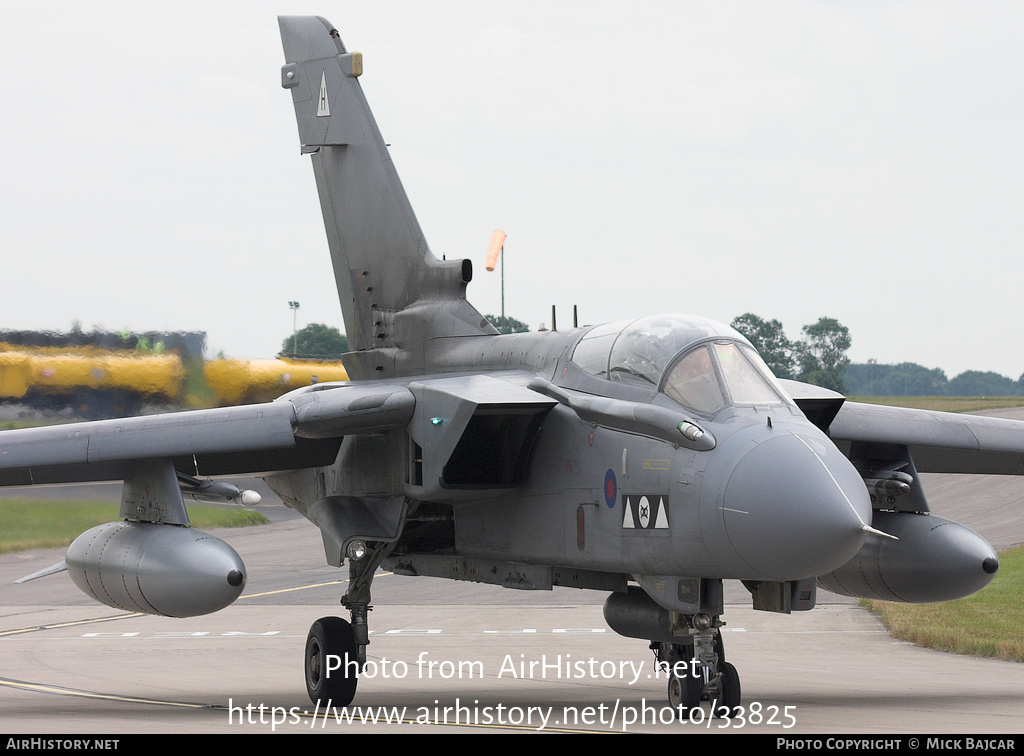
left=272, top=313, right=872, bottom=586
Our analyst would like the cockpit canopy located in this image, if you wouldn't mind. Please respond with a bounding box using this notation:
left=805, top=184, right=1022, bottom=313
left=570, top=314, right=791, bottom=415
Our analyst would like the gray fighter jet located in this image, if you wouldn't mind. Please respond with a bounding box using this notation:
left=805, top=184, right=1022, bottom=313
left=2, top=16, right=1014, bottom=718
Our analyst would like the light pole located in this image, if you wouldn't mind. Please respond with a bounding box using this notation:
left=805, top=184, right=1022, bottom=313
left=289, top=301, right=300, bottom=357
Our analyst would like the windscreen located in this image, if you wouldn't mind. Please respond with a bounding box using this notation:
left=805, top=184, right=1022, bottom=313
left=662, top=341, right=788, bottom=414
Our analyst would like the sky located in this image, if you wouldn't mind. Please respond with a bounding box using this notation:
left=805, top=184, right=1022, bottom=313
left=1, top=1, right=1021, bottom=378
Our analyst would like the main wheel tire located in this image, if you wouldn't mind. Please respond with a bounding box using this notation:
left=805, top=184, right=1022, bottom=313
left=305, top=616, right=358, bottom=707
left=715, top=661, right=741, bottom=717
left=667, top=669, right=701, bottom=721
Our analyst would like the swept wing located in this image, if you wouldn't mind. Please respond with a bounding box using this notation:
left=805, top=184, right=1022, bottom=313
left=783, top=379, right=1024, bottom=477
left=0, top=382, right=414, bottom=486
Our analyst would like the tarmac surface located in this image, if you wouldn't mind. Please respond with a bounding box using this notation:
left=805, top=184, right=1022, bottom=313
left=1, top=411, right=1023, bottom=734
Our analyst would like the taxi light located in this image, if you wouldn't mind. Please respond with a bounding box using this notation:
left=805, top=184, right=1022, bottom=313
left=346, top=540, right=367, bottom=560
left=693, top=613, right=713, bottom=631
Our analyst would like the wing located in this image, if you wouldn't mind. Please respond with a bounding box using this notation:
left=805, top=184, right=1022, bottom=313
left=0, top=382, right=414, bottom=487
left=0, top=381, right=422, bottom=616
left=829, top=401, right=1024, bottom=475
left=781, top=379, right=1024, bottom=476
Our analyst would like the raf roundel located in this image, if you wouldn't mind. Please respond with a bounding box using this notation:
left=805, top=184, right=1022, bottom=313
left=604, top=469, right=617, bottom=508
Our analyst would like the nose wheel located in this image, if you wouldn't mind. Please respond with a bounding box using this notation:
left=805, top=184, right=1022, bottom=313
left=666, top=649, right=701, bottom=719
left=717, top=660, right=741, bottom=715
left=655, top=613, right=741, bottom=721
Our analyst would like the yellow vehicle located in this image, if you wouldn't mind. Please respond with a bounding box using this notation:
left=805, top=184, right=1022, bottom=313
left=0, top=343, right=348, bottom=419
left=0, top=345, right=184, bottom=418
left=204, top=358, right=349, bottom=405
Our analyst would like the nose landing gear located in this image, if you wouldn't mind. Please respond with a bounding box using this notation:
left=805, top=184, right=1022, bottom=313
left=655, top=613, right=740, bottom=721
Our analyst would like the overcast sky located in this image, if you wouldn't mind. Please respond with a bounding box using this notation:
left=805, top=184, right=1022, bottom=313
left=1, top=2, right=1021, bottom=378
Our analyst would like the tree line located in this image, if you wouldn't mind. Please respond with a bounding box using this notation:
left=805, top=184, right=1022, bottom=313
left=279, top=323, right=349, bottom=359
left=732, top=313, right=1024, bottom=396
left=845, top=362, right=1024, bottom=397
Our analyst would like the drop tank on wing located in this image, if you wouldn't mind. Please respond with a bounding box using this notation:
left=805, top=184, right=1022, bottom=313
left=66, top=521, right=246, bottom=617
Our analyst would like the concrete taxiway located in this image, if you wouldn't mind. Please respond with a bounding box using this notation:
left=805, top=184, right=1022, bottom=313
left=1, top=414, right=1023, bottom=734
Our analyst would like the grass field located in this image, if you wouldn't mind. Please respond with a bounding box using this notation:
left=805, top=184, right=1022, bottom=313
left=0, top=420, right=48, bottom=430
left=848, top=396, right=1024, bottom=413
left=0, top=498, right=267, bottom=553
left=851, top=396, right=1024, bottom=662
left=863, top=545, right=1024, bottom=662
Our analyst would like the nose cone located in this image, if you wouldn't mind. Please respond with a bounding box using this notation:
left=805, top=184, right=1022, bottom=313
left=718, top=432, right=871, bottom=580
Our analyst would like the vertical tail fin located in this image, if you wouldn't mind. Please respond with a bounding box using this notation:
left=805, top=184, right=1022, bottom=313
left=279, top=16, right=494, bottom=370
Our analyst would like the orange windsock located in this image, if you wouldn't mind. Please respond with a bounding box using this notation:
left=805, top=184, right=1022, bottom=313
left=485, top=229, right=506, bottom=271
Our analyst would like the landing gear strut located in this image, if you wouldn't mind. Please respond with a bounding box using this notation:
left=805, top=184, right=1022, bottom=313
left=304, top=541, right=389, bottom=706
left=654, top=612, right=741, bottom=720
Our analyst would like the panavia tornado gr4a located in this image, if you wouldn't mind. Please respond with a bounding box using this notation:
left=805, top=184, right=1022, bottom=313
left=3, top=16, right=1012, bottom=719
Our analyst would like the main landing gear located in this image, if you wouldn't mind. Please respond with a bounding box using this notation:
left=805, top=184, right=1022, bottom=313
left=304, top=541, right=386, bottom=706
left=654, top=613, right=740, bottom=721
